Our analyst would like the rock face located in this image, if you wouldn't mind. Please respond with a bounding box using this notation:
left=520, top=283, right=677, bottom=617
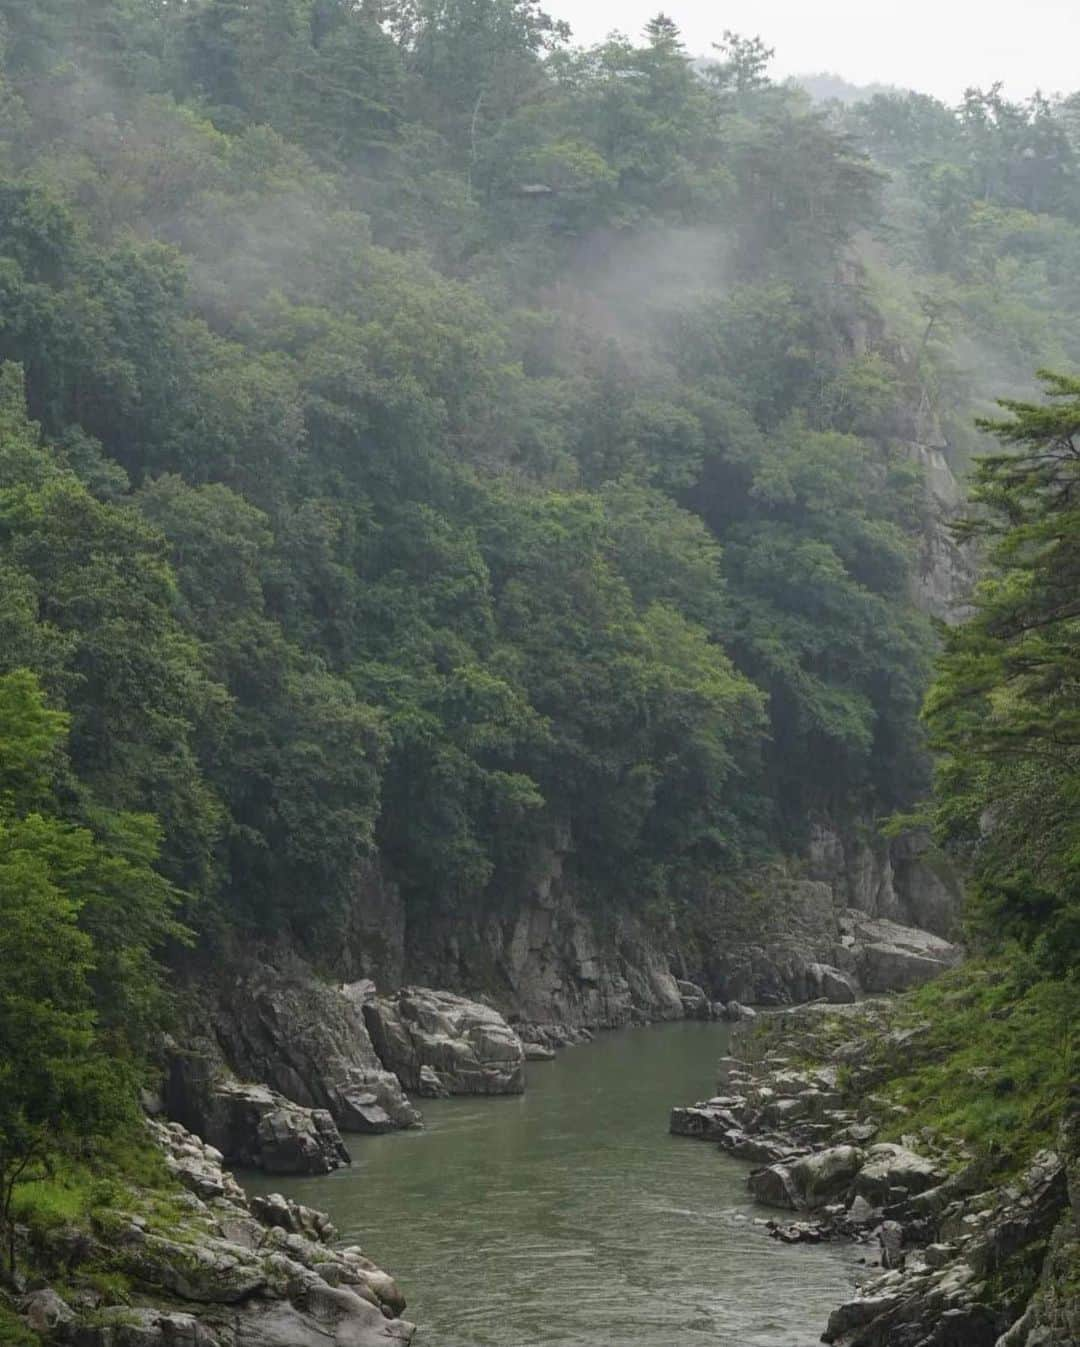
left=402, top=842, right=689, bottom=1030
left=806, top=822, right=964, bottom=942
left=906, top=440, right=977, bottom=626
left=242, top=819, right=960, bottom=1033
left=691, top=870, right=961, bottom=1009
left=208, top=965, right=421, bottom=1135
left=16, top=1119, right=415, bottom=1347
left=362, top=987, right=526, bottom=1096
left=165, top=1052, right=350, bottom=1176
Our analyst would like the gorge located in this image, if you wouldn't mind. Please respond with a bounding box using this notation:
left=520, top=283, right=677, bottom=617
left=0, top=3, right=1076, bottom=1346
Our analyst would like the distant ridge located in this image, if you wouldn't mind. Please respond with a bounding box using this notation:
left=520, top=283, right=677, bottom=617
left=792, top=71, right=912, bottom=105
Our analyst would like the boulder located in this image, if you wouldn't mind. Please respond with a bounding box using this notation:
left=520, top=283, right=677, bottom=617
left=675, top=979, right=712, bottom=1020
left=522, top=1042, right=556, bottom=1061
left=845, top=914, right=961, bottom=993
left=250, top=1193, right=336, bottom=1243
left=362, top=987, right=525, bottom=1096
left=669, top=1103, right=742, bottom=1141
left=232, top=1294, right=413, bottom=1347
left=853, top=1143, right=946, bottom=1205
left=749, top=1146, right=865, bottom=1211
left=748, top=1163, right=801, bottom=1209
left=790, top=1146, right=867, bottom=1208
left=22, top=1290, right=74, bottom=1334
left=807, top=963, right=858, bottom=1005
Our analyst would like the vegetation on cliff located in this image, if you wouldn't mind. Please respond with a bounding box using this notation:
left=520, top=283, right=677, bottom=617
left=0, top=0, right=1078, bottom=1302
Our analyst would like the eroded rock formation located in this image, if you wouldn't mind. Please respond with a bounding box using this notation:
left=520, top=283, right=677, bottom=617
left=362, top=986, right=526, bottom=1096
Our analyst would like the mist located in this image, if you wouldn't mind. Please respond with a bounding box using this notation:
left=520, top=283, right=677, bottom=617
left=555, top=0, right=1080, bottom=104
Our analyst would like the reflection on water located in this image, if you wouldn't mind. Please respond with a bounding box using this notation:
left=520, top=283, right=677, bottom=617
left=245, top=1021, right=861, bottom=1347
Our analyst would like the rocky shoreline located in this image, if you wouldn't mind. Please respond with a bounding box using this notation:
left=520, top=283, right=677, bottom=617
left=13, top=1119, right=415, bottom=1347
left=3, top=900, right=974, bottom=1347
left=671, top=1002, right=1078, bottom=1346
left=159, top=891, right=963, bottom=1181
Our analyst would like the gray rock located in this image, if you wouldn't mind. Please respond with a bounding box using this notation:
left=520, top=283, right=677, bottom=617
left=126, top=1120, right=417, bottom=1346
left=233, top=1296, right=413, bottom=1347
left=59, top=1306, right=219, bottom=1347
left=416, top=1065, right=449, bottom=1098
left=363, top=987, right=525, bottom=1096
left=250, top=1193, right=336, bottom=1243
left=879, top=1219, right=904, bottom=1269
left=748, top=1163, right=804, bottom=1209
left=670, top=1104, right=742, bottom=1141
left=22, top=1289, right=74, bottom=1333
left=789, top=1146, right=867, bottom=1209
left=522, top=1042, right=556, bottom=1061
left=165, top=1055, right=349, bottom=1176
left=846, top=913, right=961, bottom=993
left=853, top=1143, right=946, bottom=1205
left=207, top=966, right=421, bottom=1135
left=676, top=979, right=712, bottom=1019
left=749, top=1146, right=865, bottom=1211
left=808, top=963, right=858, bottom=1004
left=847, top=1194, right=879, bottom=1226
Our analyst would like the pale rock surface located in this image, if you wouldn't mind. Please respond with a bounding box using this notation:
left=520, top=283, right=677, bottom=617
left=362, top=986, right=526, bottom=1095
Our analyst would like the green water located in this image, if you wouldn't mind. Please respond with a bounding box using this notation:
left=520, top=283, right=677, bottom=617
left=245, top=1021, right=862, bottom=1346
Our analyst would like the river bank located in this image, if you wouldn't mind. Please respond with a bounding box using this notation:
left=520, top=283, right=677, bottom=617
left=671, top=970, right=1078, bottom=1346
left=11, top=942, right=1064, bottom=1347
left=244, top=1020, right=866, bottom=1347
left=3, top=1022, right=868, bottom=1347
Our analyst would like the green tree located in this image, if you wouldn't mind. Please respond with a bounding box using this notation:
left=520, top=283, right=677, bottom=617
left=924, top=371, right=1080, bottom=967
left=0, top=670, right=180, bottom=1276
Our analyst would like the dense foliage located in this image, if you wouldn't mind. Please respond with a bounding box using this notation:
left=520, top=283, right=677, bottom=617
left=923, top=373, right=1080, bottom=971
left=0, top=5, right=1076, bottom=1010
left=0, top=666, right=180, bottom=1270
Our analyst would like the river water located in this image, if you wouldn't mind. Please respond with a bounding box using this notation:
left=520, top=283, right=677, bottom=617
left=245, top=1021, right=862, bottom=1347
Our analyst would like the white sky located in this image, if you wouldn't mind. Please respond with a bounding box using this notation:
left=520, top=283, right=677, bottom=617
left=553, top=1, right=1080, bottom=104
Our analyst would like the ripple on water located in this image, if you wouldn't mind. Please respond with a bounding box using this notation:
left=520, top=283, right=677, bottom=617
left=244, top=1021, right=864, bottom=1347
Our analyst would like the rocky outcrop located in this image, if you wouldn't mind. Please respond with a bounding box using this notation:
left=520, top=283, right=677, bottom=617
left=807, top=822, right=963, bottom=941
left=165, top=1050, right=350, bottom=1175
left=672, top=1003, right=1075, bottom=1347
left=362, top=987, right=526, bottom=1096
left=824, top=1149, right=1067, bottom=1347
left=906, top=440, right=976, bottom=626
left=994, top=1096, right=1080, bottom=1347
left=14, top=1119, right=414, bottom=1347
left=206, top=965, right=421, bottom=1135
left=194, top=820, right=958, bottom=1040
left=690, top=867, right=961, bottom=1007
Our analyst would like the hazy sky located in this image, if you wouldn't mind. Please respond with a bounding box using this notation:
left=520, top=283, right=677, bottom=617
left=554, top=1, right=1080, bottom=104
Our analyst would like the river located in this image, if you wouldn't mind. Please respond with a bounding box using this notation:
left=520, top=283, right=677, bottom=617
left=245, top=1021, right=863, bottom=1346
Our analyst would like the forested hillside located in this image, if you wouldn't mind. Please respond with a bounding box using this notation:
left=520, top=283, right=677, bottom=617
left=1, top=0, right=1079, bottom=1163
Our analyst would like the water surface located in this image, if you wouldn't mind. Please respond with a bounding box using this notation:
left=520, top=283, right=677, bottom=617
left=246, top=1021, right=861, bottom=1346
